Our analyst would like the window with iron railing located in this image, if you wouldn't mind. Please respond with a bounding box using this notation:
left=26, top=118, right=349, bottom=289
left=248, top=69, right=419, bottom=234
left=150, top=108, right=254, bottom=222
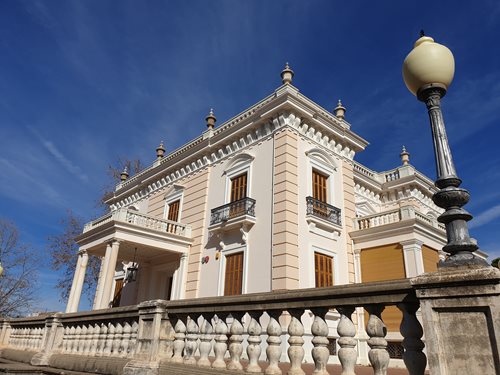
left=306, top=196, right=342, bottom=225
left=210, top=198, right=256, bottom=225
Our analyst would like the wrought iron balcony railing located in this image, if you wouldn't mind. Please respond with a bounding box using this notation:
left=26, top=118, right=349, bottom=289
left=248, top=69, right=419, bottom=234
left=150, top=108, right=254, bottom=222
left=210, top=197, right=256, bottom=225
left=306, top=196, right=342, bottom=226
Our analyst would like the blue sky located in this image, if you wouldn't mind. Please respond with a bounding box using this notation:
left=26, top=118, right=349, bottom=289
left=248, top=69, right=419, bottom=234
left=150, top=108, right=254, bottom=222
left=1, top=1, right=499, bottom=312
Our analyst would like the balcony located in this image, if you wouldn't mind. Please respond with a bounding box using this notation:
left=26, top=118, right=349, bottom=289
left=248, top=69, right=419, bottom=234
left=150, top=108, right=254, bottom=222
left=77, top=208, right=192, bottom=260
left=208, top=198, right=256, bottom=235
left=305, top=197, right=342, bottom=238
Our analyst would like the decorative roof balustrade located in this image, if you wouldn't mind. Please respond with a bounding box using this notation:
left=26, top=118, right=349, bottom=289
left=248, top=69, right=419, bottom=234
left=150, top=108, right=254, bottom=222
left=210, top=197, right=256, bottom=226
left=354, top=206, right=445, bottom=231
left=306, top=196, right=342, bottom=226
left=83, top=208, right=191, bottom=237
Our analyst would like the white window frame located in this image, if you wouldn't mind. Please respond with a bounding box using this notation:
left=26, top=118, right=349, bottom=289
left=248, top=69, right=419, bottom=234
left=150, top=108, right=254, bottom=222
left=310, top=246, right=338, bottom=288
left=163, top=185, right=185, bottom=222
left=223, top=155, right=254, bottom=204
left=217, top=245, right=248, bottom=296
left=308, top=158, right=335, bottom=204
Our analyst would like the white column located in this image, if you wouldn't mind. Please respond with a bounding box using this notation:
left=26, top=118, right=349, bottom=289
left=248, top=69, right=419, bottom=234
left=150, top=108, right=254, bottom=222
left=175, top=253, right=188, bottom=300
left=95, top=244, right=112, bottom=309
left=137, top=261, right=151, bottom=303
left=99, top=240, right=120, bottom=309
left=401, top=239, right=424, bottom=277
left=69, top=250, right=89, bottom=312
left=353, top=248, right=362, bottom=283
left=92, top=256, right=106, bottom=309
left=66, top=250, right=84, bottom=313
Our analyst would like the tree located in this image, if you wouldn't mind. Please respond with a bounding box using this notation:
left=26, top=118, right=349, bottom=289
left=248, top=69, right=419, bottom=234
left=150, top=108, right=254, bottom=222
left=97, top=158, right=144, bottom=211
left=492, top=257, right=500, bottom=269
left=0, top=219, right=39, bottom=317
left=47, top=211, right=100, bottom=303
left=49, top=158, right=143, bottom=304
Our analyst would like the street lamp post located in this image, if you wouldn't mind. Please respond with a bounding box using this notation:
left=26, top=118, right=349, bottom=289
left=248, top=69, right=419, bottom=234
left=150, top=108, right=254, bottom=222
left=402, top=33, right=489, bottom=268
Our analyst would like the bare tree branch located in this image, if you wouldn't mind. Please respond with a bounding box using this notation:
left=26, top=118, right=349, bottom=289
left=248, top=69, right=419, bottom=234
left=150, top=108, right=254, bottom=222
left=0, top=219, right=39, bottom=317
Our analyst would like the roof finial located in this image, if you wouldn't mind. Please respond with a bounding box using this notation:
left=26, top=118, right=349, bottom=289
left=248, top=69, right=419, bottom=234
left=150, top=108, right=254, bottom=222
left=156, top=140, right=165, bottom=159
left=333, top=99, right=346, bottom=119
left=400, top=145, right=410, bottom=166
left=419, top=29, right=425, bottom=37
left=206, top=108, right=216, bottom=129
left=120, top=166, right=129, bottom=182
left=280, top=62, right=294, bottom=85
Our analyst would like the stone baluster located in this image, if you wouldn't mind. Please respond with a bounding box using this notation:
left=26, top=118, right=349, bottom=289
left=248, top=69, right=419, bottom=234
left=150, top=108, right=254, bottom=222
left=246, top=311, right=263, bottom=373
left=28, top=328, right=34, bottom=349
left=103, top=323, right=113, bottom=356
left=212, top=313, right=228, bottom=369
left=81, top=325, right=89, bottom=354
left=90, top=323, right=100, bottom=355
left=337, top=307, right=357, bottom=375
left=98, top=323, right=108, bottom=355
left=366, top=305, right=389, bottom=375
left=398, top=302, right=426, bottom=375
left=287, top=309, right=305, bottom=375
left=113, top=323, right=123, bottom=356
left=311, top=308, right=329, bottom=375
left=265, top=310, right=282, bottom=375
left=198, top=314, right=214, bottom=367
left=129, top=321, right=139, bottom=356
left=68, top=326, right=76, bottom=353
left=22, top=328, right=28, bottom=348
left=62, top=326, right=69, bottom=352
left=75, top=325, right=83, bottom=353
left=171, top=316, right=186, bottom=363
left=121, top=322, right=132, bottom=357
left=184, top=315, right=200, bottom=365
left=227, top=312, right=244, bottom=371
left=36, top=327, right=43, bottom=349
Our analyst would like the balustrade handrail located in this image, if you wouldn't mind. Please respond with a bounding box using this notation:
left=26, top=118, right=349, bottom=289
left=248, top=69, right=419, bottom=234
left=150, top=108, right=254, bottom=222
left=83, top=208, right=191, bottom=236
left=164, top=278, right=415, bottom=314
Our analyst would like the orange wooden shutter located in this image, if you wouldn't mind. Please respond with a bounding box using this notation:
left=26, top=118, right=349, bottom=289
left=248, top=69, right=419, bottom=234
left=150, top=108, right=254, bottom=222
left=315, top=252, right=334, bottom=287
left=312, top=170, right=328, bottom=203
left=111, top=278, right=124, bottom=307
left=224, top=252, right=244, bottom=296
left=230, top=173, right=247, bottom=202
left=167, top=200, right=180, bottom=222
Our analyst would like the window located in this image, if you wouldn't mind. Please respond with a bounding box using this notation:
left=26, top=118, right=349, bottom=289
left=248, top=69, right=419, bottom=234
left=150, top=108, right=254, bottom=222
left=312, top=169, right=328, bottom=203
left=230, top=173, right=247, bottom=202
left=224, top=252, right=244, bottom=296
left=111, top=278, right=124, bottom=307
left=315, top=252, right=334, bottom=287
left=167, top=199, right=180, bottom=222
left=229, top=173, right=248, bottom=218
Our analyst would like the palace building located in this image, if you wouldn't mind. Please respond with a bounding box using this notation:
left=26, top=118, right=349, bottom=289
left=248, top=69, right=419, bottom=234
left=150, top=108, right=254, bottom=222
left=66, top=64, right=466, bottom=362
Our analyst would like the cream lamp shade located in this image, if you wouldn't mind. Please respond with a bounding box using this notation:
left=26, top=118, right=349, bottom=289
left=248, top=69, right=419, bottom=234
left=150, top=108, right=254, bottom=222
left=402, top=35, right=455, bottom=96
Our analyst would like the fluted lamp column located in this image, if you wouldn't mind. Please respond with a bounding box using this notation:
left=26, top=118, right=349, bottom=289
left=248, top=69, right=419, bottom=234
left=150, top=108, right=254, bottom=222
left=402, top=32, right=488, bottom=268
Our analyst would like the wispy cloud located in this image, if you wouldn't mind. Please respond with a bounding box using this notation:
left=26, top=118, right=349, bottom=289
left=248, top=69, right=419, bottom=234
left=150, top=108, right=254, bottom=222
left=470, top=204, right=500, bottom=229
left=30, top=127, right=89, bottom=183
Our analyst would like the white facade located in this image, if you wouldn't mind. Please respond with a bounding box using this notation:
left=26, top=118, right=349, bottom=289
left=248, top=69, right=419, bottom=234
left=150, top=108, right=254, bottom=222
left=67, top=70, right=458, bottom=324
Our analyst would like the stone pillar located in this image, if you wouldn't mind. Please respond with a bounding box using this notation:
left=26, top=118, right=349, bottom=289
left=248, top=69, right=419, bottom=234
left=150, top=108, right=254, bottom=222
left=401, top=239, right=424, bottom=278
left=30, top=314, right=63, bottom=366
left=137, top=262, right=151, bottom=303
left=93, top=256, right=106, bottom=309
left=66, top=249, right=85, bottom=313
left=0, top=320, right=11, bottom=346
left=99, top=240, right=120, bottom=309
left=123, top=300, right=173, bottom=375
left=175, top=253, right=188, bottom=299
left=411, top=267, right=500, bottom=375
left=68, top=250, right=89, bottom=313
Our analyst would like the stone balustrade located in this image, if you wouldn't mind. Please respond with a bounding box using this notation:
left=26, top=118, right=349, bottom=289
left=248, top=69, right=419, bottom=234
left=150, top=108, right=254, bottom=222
left=83, top=208, right=191, bottom=237
left=355, top=206, right=445, bottom=231
left=1, top=270, right=499, bottom=375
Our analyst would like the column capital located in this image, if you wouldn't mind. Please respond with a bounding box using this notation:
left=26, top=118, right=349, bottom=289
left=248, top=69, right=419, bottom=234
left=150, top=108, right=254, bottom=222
left=180, top=252, right=189, bottom=260
left=78, top=249, right=88, bottom=257
left=400, top=239, right=424, bottom=249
